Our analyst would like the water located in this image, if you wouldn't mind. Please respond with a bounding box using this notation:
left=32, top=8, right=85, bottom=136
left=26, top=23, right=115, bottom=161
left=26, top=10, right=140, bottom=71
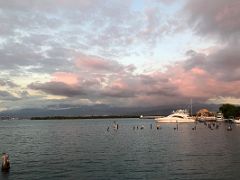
left=0, top=119, right=240, bottom=180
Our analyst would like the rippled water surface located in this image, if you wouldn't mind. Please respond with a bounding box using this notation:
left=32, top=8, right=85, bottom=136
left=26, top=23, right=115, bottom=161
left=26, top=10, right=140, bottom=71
left=1, top=119, right=240, bottom=179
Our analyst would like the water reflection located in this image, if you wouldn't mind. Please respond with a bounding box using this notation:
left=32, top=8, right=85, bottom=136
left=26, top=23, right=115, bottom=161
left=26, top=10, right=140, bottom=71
left=0, top=119, right=240, bottom=179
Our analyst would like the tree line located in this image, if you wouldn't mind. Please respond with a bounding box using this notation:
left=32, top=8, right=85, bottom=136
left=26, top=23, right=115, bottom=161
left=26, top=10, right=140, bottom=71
left=219, top=104, right=240, bottom=118
left=31, top=115, right=139, bottom=120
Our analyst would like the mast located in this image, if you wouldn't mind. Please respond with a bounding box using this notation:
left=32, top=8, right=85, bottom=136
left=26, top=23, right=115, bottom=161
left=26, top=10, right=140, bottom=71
left=190, top=99, right=192, bottom=116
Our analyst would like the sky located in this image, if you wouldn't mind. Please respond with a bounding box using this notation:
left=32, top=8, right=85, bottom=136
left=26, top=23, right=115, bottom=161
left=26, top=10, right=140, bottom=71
left=0, top=0, right=240, bottom=111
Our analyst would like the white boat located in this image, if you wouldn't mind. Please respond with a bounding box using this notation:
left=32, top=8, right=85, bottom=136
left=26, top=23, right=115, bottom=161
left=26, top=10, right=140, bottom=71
left=234, top=118, right=240, bottom=124
left=216, top=112, right=224, bottom=121
left=155, top=109, right=195, bottom=123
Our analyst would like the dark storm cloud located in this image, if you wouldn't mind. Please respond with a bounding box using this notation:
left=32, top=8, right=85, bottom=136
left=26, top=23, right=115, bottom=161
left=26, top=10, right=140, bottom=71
left=28, top=82, right=87, bottom=97
left=101, top=89, right=136, bottom=98
left=145, top=87, right=179, bottom=97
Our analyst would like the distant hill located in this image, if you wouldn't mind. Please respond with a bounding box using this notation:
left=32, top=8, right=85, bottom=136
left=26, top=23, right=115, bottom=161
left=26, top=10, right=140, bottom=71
left=0, top=103, right=220, bottom=119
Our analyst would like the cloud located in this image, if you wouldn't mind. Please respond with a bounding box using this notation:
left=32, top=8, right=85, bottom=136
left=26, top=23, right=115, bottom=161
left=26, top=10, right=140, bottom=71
left=75, top=55, right=123, bottom=72
left=0, top=0, right=101, bottom=11
left=101, top=89, right=136, bottom=98
left=27, top=55, right=184, bottom=106
left=0, top=42, right=41, bottom=69
left=0, top=0, right=182, bottom=86
left=28, top=82, right=86, bottom=97
left=75, top=54, right=136, bottom=75
left=0, top=0, right=180, bottom=61
left=0, top=91, right=19, bottom=101
left=1, top=0, right=240, bottom=111
left=0, top=79, right=18, bottom=88
left=184, top=0, right=240, bottom=41
left=183, top=46, right=240, bottom=82
left=100, top=78, right=138, bottom=98
left=17, top=46, right=240, bottom=108
left=52, top=72, right=79, bottom=85
left=181, top=0, right=240, bottom=103
left=174, top=49, right=240, bottom=102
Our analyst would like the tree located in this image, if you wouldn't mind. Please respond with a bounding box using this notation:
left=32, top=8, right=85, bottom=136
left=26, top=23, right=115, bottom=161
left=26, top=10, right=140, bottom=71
left=219, top=104, right=238, bottom=118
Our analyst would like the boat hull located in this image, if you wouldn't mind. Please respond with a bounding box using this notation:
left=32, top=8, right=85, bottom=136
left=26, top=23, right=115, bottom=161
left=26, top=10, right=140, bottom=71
left=155, top=109, right=195, bottom=123
left=234, top=120, right=240, bottom=124
left=155, top=118, right=195, bottom=123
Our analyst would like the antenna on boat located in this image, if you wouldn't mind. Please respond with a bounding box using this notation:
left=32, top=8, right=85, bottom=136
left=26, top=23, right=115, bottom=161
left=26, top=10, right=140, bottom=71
left=190, top=99, right=192, bottom=116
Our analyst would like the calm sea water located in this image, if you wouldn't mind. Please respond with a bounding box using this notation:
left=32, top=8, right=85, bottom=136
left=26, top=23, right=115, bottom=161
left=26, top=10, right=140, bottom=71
left=0, top=118, right=240, bottom=180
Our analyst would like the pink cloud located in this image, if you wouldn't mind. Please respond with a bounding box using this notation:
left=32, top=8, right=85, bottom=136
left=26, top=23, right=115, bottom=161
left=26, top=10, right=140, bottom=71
left=75, top=54, right=123, bottom=73
left=166, top=46, right=240, bottom=102
left=167, top=66, right=205, bottom=98
left=76, top=56, right=108, bottom=70
left=190, top=67, right=207, bottom=76
left=52, top=72, right=79, bottom=85
left=30, top=47, right=240, bottom=107
left=109, top=79, right=129, bottom=90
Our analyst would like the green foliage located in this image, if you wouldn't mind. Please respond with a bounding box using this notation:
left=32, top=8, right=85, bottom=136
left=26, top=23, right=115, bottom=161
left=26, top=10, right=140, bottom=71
left=219, top=104, right=240, bottom=118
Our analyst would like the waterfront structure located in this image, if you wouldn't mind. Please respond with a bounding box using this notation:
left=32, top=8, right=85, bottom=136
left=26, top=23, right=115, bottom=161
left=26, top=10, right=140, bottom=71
left=196, top=109, right=216, bottom=121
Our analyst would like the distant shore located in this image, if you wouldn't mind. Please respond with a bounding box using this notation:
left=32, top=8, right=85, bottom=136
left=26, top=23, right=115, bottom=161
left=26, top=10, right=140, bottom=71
left=31, top=115, right=140, bottom=120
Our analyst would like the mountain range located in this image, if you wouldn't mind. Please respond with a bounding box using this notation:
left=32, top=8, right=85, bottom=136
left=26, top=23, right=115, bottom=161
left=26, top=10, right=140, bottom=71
left=0, top=103, right=220, bottom=118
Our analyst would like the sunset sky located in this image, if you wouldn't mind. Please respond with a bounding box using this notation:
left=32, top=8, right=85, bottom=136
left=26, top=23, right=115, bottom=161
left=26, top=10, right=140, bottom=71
left=0, top=0, right=240, bottom=111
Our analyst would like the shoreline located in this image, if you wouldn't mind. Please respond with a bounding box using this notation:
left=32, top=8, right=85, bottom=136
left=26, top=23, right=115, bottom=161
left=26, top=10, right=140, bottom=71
left=30, top=115, right=140, bottom=120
